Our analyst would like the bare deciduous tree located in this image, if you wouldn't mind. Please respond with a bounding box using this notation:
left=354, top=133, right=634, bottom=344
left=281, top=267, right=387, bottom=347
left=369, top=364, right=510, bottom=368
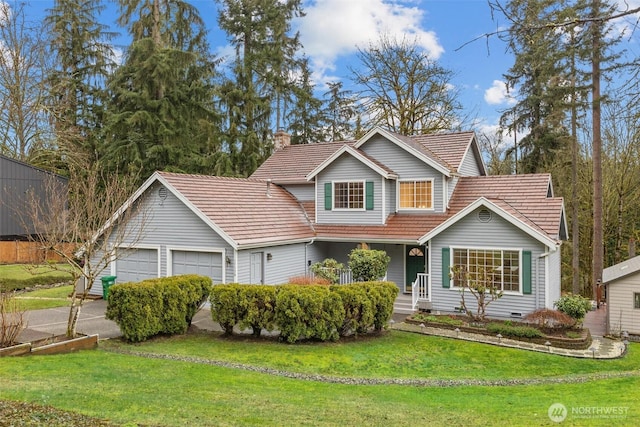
left=0, top=2, right=50, bottom=160
left=20, top=155, right=147, bottom=338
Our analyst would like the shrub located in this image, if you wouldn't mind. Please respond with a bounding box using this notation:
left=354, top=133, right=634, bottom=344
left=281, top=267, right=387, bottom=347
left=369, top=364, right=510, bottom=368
left=210, top=284, right=243, bottom=335
left=0, top=292, right=26, bottom=347
left=330, top=284, right=374, bottom=336
left=353, top=281, right=398, bottom=331
left=524, top=308, right=576, bottom=330
left=275, top=285, right=344, bottom=343
left=554, top=294, right=592, bottom=322
left=287, top=275, right=331, bottom=286
left=310, top=258, right=344, bottom=284
left=106, top=275, right=212, bottom=342
left=239, top=285, right=277, bottom=337
left=348, top=249, right=390, bottom=282
left=412, top=314, right=464, bottom=327
left=486, top=322, right=544, bottom=339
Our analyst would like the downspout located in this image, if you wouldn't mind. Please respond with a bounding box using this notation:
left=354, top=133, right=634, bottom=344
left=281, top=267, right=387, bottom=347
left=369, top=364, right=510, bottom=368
left=538, top=249, right=553, bottom=310
left=305, top=239, right=315, bottom=276
left=233, top=248, right=239, bottom=283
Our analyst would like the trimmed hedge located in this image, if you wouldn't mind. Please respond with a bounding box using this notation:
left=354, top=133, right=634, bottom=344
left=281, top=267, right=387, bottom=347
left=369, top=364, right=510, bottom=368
left=106, top=275, right=212, bottom=342
left=486, top=322, right=545, bottom=339
left=210, top=281, right=398, bottom=343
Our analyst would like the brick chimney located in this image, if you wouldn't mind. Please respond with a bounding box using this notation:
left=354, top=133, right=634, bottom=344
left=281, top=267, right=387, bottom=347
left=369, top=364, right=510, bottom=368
left=274, top=129, right=291, bottom=150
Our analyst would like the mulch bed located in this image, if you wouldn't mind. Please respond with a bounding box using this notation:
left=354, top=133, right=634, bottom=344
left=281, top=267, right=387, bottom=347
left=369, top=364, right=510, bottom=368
left=406, top=314, right=592, bottom=350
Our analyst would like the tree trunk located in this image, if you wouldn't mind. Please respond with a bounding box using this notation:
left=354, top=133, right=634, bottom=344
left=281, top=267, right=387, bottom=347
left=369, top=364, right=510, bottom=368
left=591, top=0, right=603, bottom=306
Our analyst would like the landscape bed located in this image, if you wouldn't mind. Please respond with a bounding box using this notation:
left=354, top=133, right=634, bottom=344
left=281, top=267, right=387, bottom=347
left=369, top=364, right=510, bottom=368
left=406, top=313, right=592, bottom=349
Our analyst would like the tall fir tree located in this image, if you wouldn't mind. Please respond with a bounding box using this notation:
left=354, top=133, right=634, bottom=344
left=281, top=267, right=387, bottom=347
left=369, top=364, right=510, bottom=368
left=104, top=0, right=220, bottom=181
left=216, top=0, right=304, bottom=176
left=287, top=58, right=325, bottom=144
left=323, top=81, right=358, bottom=141
left=44, top=0, right=116, bottom=168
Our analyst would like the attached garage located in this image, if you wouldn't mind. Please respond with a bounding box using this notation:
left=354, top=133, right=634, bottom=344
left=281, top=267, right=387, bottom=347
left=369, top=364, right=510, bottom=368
left=115, top=247, right=160, bottom=283
left=169, top=249, right=224, bottom=283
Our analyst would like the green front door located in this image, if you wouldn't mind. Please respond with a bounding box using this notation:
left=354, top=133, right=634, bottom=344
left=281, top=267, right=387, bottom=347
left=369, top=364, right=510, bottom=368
left=405, top=246, right=426, bottom=293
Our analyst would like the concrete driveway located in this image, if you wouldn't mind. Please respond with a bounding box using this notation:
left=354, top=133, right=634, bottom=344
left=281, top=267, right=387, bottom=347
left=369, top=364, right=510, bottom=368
left=17, top=299, right=221, bottom=343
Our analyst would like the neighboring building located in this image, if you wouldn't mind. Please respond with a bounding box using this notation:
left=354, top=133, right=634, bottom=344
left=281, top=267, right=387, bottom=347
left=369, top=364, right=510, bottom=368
left=603, top=255, right=640, bottom=337
left=0, top=154, right=67, bottom=240
left=89, top=127, right=567, bottom=317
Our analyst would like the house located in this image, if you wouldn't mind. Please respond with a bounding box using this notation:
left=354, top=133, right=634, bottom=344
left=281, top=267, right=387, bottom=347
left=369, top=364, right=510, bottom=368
left=89, top=127, right=567, bottom=317
left=603, top=255, right=640, bottom=336
left=0, top=154, right=67, bottom=240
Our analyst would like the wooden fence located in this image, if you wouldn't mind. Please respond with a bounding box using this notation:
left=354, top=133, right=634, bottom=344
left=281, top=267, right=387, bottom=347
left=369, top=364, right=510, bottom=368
left=0, top=241, right=74, bottom=264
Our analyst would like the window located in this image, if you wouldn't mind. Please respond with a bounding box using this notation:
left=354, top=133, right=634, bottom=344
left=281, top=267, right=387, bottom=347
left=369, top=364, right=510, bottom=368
left=635, top=293, right=640, bottom=309
left=452, top=248, right=520, bottom=292
left=400, top=180, right=433, bottom=209
left=334, top=182, right=363, bottom=209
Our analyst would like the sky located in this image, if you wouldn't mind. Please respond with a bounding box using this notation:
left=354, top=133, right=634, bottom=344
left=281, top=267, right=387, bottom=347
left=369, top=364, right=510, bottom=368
left=15, top=0, right=640, bottom=138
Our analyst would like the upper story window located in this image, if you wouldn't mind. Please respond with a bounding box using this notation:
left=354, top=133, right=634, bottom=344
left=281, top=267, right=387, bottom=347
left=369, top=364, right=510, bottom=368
left=334, top=181, right=364, bottom=209
left=399, top=180, right=433, bottom=210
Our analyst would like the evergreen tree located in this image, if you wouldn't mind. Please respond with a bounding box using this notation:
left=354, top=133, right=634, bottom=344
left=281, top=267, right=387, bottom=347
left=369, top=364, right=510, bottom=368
left=323, top=81, right=358, bottom=141
left=104, top=0, right=220, bottom=181
left=216, top=0, right=304, bottom=176
left=287, top=58, right=325, bottom=144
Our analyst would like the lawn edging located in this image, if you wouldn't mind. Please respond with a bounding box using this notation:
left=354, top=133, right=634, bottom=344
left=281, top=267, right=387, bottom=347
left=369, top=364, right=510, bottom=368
left=0, top=334, right=98, bottom=357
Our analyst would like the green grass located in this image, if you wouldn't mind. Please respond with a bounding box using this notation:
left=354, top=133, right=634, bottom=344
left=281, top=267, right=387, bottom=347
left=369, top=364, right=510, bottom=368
left=13, top=285, right=74, bottom=310
left=102, top=330, right=640, bottom=381
left=0, top=344, right=638, bottom=426
left=0, top=263, right=75, bottom=291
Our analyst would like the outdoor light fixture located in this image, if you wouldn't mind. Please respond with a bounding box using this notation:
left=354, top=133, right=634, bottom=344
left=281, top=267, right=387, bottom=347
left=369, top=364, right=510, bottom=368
left=267, top=253, right=273, bottom=261
left=225, top=256, right=231, bottom=266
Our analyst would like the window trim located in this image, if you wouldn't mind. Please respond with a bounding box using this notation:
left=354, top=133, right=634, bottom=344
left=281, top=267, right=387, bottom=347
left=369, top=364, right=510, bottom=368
left=449, top=246, right=523, bottom=295
left=332, top=180, right=366, bottom=211
left=397, top=178, right=435, bottom=211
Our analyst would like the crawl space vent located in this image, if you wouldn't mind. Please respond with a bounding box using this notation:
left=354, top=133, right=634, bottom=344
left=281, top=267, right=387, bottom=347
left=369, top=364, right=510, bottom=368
left=477, top=209, right=492, bottom=223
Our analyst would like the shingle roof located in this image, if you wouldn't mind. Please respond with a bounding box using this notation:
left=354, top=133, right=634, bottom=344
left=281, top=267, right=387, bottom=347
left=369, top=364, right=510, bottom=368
left=411, top=132, right=477, bottom=172
left=250, top=130, right=481, bottom=183
left=449, top=174, right=564, bottom=239
left=158, top=172, right=314, bottom=247
left=251, top=141, right=354, bottom=184
left=603, top=255, right=640, bottom=284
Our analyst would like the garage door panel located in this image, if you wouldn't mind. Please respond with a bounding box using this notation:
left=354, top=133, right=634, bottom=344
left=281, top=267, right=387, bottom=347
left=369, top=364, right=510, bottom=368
left=116, top=248, right=158, bottom=283
left=172, top=250, right=223, bottom=283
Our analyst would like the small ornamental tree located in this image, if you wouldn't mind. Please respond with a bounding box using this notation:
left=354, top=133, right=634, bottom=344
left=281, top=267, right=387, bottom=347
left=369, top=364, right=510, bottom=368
left=450, top=265, right=503, bottom=321
left=310, top=258, right=344, bottom=284
left=554, top=294, right=592, bottom=325
left=348, top=249, right=390, bottom=282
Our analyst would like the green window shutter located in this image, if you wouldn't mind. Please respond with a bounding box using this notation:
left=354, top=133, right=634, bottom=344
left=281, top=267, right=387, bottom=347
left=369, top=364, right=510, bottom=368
left=365, top=181, right=374, bottom=210
left=324, top=183, right=332, bottom=210
left=442, top=247, right=450, bottom=288
left=522, top=250, right=532, bottom=294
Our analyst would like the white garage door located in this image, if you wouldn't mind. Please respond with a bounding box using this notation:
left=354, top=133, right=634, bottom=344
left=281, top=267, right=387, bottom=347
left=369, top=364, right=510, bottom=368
left=116, top=248, right=159, bottom=283
left=171, top=250, right=223, bottom=283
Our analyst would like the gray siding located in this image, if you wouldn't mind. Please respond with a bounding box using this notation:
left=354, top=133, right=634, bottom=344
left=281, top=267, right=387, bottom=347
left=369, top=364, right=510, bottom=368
left=236, top=243, right=309, bottom=284
left=316, top=154, right=385, bottom=224
left=458, top=146, right=482, bottom=176
left=546, top=247, right=562, bottom=308
left=358, top=134, right=445, bottom=212
left=0, top=156, right=67, bottom=237
left=90, top=182, right=235, bottom=295
left=608, top=277, right=640, bottom=335
left=281, top=183, right=314, bottom=201
left=430, top=207, right=551, bottom=317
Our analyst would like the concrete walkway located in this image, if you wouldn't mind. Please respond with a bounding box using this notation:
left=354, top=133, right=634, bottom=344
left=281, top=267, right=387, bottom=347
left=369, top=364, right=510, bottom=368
left=391, top=321, right=626, bottom=359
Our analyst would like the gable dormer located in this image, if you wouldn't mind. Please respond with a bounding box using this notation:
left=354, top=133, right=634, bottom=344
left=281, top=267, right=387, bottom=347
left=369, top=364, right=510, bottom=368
left=307, top=145, right=397, bottom=225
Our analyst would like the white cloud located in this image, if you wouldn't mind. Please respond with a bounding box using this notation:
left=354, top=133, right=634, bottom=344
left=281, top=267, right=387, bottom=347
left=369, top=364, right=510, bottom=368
left=484, top=80, right=516, bottom=106
left=297, top=0, right=444, bottom=84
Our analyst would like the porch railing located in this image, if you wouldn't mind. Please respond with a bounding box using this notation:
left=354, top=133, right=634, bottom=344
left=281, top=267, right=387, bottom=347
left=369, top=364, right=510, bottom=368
left=411, top=273, right=430, bottom=310
left=311, top=267, right=353, bottom=284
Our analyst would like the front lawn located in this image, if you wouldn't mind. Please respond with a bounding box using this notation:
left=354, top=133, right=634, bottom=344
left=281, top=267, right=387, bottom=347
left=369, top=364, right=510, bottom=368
left=13, top=285, right=74, bottom=310
left=0, top=332, right=637, bottom=426
left=0, top=264, right=75, bottom=291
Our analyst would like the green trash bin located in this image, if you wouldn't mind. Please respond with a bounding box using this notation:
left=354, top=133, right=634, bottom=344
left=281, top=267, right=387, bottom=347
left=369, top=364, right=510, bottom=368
left=101, top=276, right=117, bottom=300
